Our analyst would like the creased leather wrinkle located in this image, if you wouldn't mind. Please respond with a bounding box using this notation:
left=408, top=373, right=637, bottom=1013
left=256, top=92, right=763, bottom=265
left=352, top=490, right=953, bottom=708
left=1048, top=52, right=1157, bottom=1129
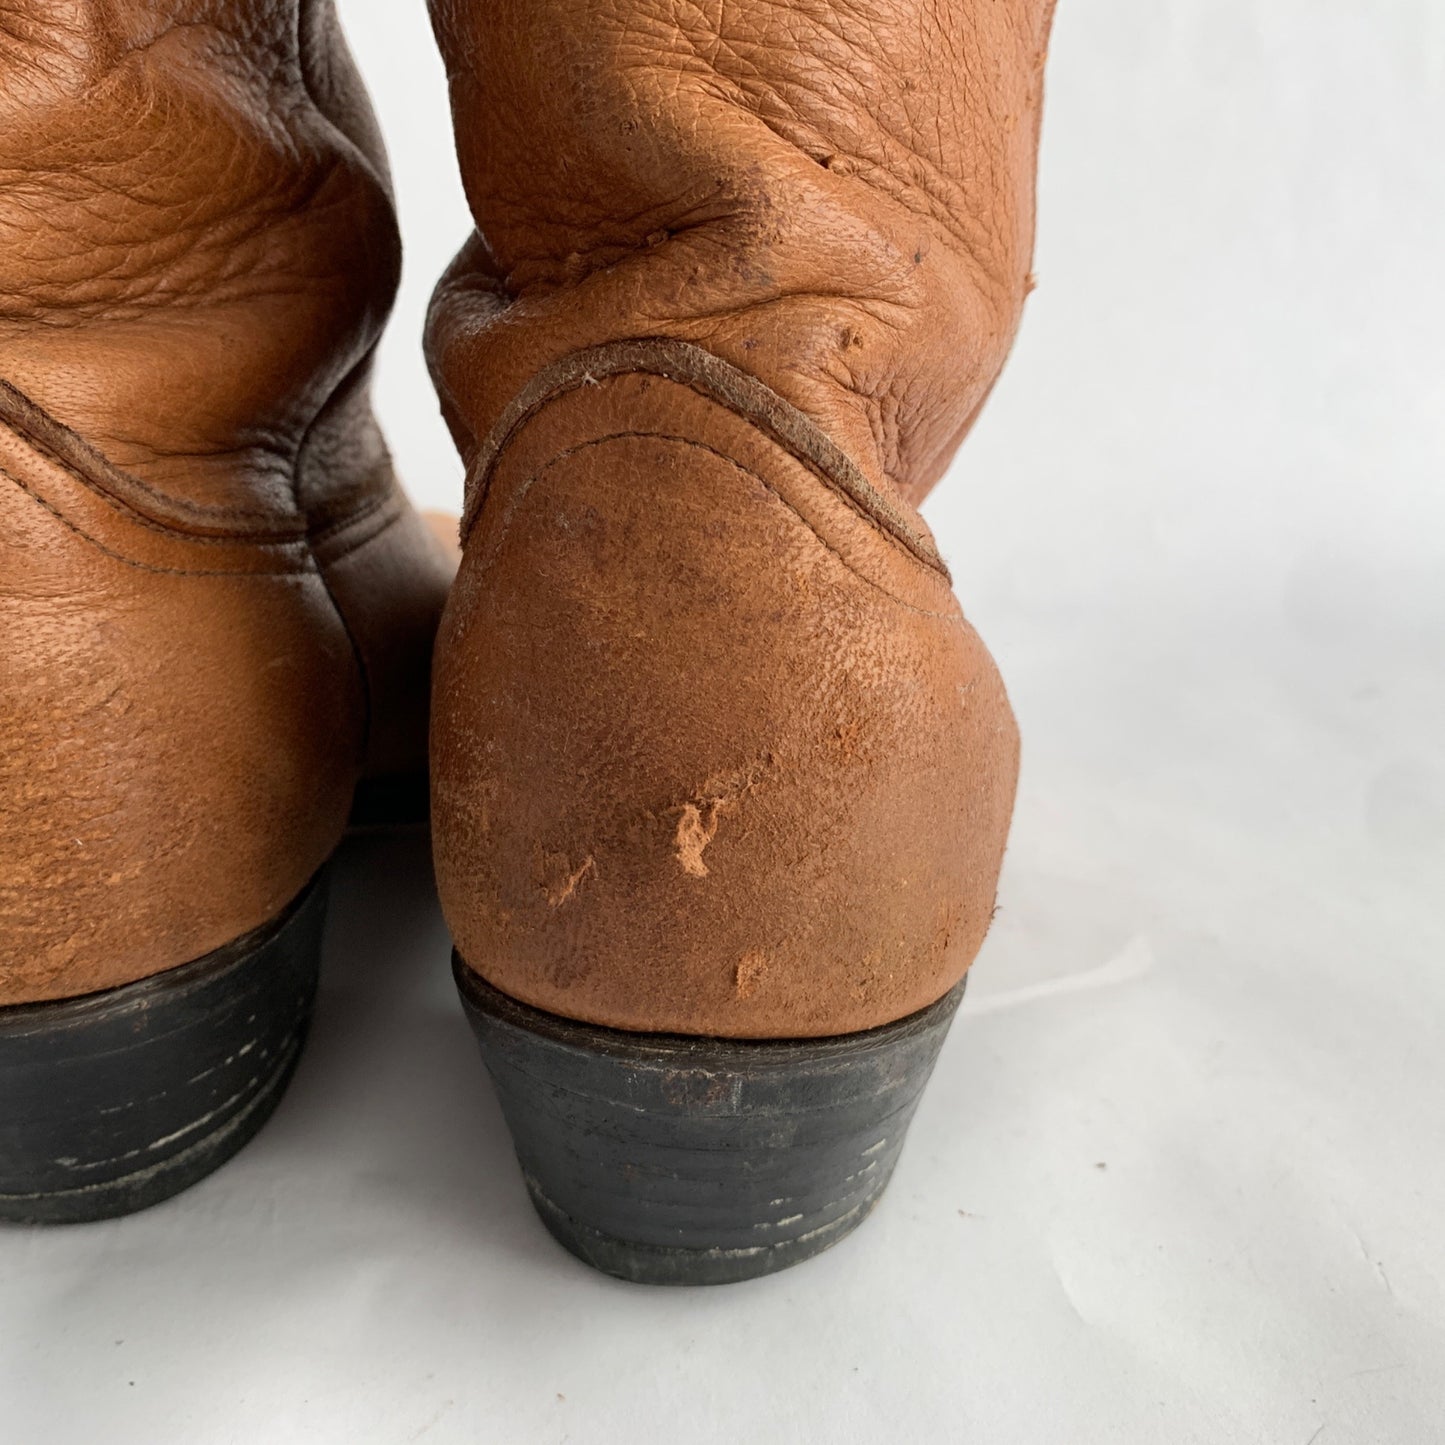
left=0, top=1, right=451, bottom=1005
left=429, top=0, right=1053, bottom=1037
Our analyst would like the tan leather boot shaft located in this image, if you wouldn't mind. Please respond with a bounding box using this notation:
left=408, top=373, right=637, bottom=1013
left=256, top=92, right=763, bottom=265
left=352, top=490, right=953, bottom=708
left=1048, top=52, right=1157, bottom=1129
left=0, top=2, right=451, bottom=1004
left=429, top=1, right=1049, bottom=1036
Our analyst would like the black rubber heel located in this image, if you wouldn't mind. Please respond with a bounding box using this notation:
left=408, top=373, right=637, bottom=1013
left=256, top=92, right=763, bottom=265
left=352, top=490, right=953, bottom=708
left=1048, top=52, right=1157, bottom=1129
left=455, top=956, right=965, bottom=1286
left=0, top=870, right=329, bottom=1224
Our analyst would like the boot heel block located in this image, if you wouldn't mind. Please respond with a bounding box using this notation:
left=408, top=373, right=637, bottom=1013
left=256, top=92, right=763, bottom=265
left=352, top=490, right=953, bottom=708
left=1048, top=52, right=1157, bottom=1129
left=0, top=870, right=329, bottom=1224
left=455, top=955, right=966, bottom=1286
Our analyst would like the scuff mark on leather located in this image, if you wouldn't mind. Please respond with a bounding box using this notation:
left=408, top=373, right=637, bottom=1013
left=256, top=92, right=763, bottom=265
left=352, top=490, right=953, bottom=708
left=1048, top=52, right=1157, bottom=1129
left=541, top=853, right=596, bottom=906
left=674, top=802, right=722, bottom=877
left=670, top=758, right=773, bottom=878
left=734, top=951, right=767, bottom=998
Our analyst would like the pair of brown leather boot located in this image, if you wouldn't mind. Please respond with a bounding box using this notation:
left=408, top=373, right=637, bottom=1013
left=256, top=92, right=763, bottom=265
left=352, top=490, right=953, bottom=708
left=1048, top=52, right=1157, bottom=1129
left=0, top=0, right=1051, bottom=1283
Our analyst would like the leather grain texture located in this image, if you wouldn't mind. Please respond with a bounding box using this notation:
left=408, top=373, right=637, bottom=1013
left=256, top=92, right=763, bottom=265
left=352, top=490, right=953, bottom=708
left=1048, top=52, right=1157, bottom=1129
left=0, top=2, right=450, bottom=1005
left=433, top=358, right=1019, bottom=1036
left=429, top=0, right=1051, bottom=1036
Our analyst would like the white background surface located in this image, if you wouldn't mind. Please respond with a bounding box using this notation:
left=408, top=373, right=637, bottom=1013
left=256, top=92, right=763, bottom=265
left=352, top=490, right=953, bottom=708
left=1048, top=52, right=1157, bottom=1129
left=5, top=2, right=1443, bottom=1441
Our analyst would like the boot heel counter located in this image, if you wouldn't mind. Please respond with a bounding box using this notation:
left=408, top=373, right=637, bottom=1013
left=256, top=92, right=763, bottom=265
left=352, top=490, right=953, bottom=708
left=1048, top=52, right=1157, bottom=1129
left=433, top=364, right=1018, bottom=1037
left=0, top=453, right=363, bottom=1004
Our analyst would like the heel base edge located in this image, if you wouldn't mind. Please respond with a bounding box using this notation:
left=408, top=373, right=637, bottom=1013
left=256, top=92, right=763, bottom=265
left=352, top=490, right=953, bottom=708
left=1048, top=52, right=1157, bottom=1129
left=0, top=869, right=328, bottom=1225
left=456, top=955, right=964, bottom=1285
left=525, top=1171, right=890, bottom=1286
left=0, top=1034, right=306, bottom=1225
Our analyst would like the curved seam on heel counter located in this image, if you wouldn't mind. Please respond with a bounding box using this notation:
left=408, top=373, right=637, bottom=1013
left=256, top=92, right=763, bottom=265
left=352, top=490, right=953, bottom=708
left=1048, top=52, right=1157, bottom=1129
left=0, top=406, right=399, bottom=563
left=488, top=432, right=959, bottom=622
left=0, top=421, right=310, bottom=551
left=0, top=380, right=298, bottom=536
left=0, top=464, right=314, bottom=579
left=463, top=340, right=947, bottom=577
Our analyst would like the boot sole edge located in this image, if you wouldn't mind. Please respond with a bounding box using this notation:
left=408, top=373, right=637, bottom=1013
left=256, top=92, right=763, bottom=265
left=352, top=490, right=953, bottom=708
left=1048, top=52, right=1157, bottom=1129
left=0, top=869, right=328, bottom=1224
left=454, top=955, right=965, bottom=1286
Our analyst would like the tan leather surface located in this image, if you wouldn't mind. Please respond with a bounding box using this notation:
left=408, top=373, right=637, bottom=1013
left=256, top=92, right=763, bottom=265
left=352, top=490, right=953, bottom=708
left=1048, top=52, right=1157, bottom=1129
left=426, top=0, right=1054, bottom=510
left=433, top=357, right=1019, bottom=1035
left=0, top=3, right=450, bottom=1005
left=429, top=0, right=1051, bottom=1036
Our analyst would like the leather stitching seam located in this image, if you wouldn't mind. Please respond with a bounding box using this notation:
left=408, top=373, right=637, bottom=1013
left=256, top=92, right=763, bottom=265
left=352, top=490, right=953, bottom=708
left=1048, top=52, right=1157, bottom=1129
left=0, top=380, right=291, bottom=532
left=0, top=465, right=316, bottom=580
left=0, top=422, right=400, bottom=563
left=464, top=339, right=948, bottom=578
left=492, top=433, right=960, bottom=623
left=0, top=416, right=306, bottom=545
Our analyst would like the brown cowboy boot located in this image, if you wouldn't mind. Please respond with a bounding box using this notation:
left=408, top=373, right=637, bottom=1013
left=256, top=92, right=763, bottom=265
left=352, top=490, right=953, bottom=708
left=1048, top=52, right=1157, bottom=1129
left=0, top=1, right=451, bottom=1220
left=428, top=0, right=1054, bottom=1280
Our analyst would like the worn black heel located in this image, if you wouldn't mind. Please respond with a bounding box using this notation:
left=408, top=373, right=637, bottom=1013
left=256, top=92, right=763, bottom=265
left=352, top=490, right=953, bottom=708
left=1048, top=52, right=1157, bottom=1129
left=0, top=869, right=328, bottom=1224
left=454, top=955, right=965, bottom=1286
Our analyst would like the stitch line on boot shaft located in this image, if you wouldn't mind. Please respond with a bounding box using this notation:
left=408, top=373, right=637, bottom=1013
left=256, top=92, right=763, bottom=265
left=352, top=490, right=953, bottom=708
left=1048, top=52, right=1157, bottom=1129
left=0, top=380, right=408, bottom=564
left=462, top=338, right=949, bottom=578
left=0, top=379, right=296, bottom=537
left=0, top=457, right=409, bottom=579
left=0, top=427, right=307, bottom=552
left=487, top=432, right=961, bottom=623
left=0, top=465, right=315, bottom=580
